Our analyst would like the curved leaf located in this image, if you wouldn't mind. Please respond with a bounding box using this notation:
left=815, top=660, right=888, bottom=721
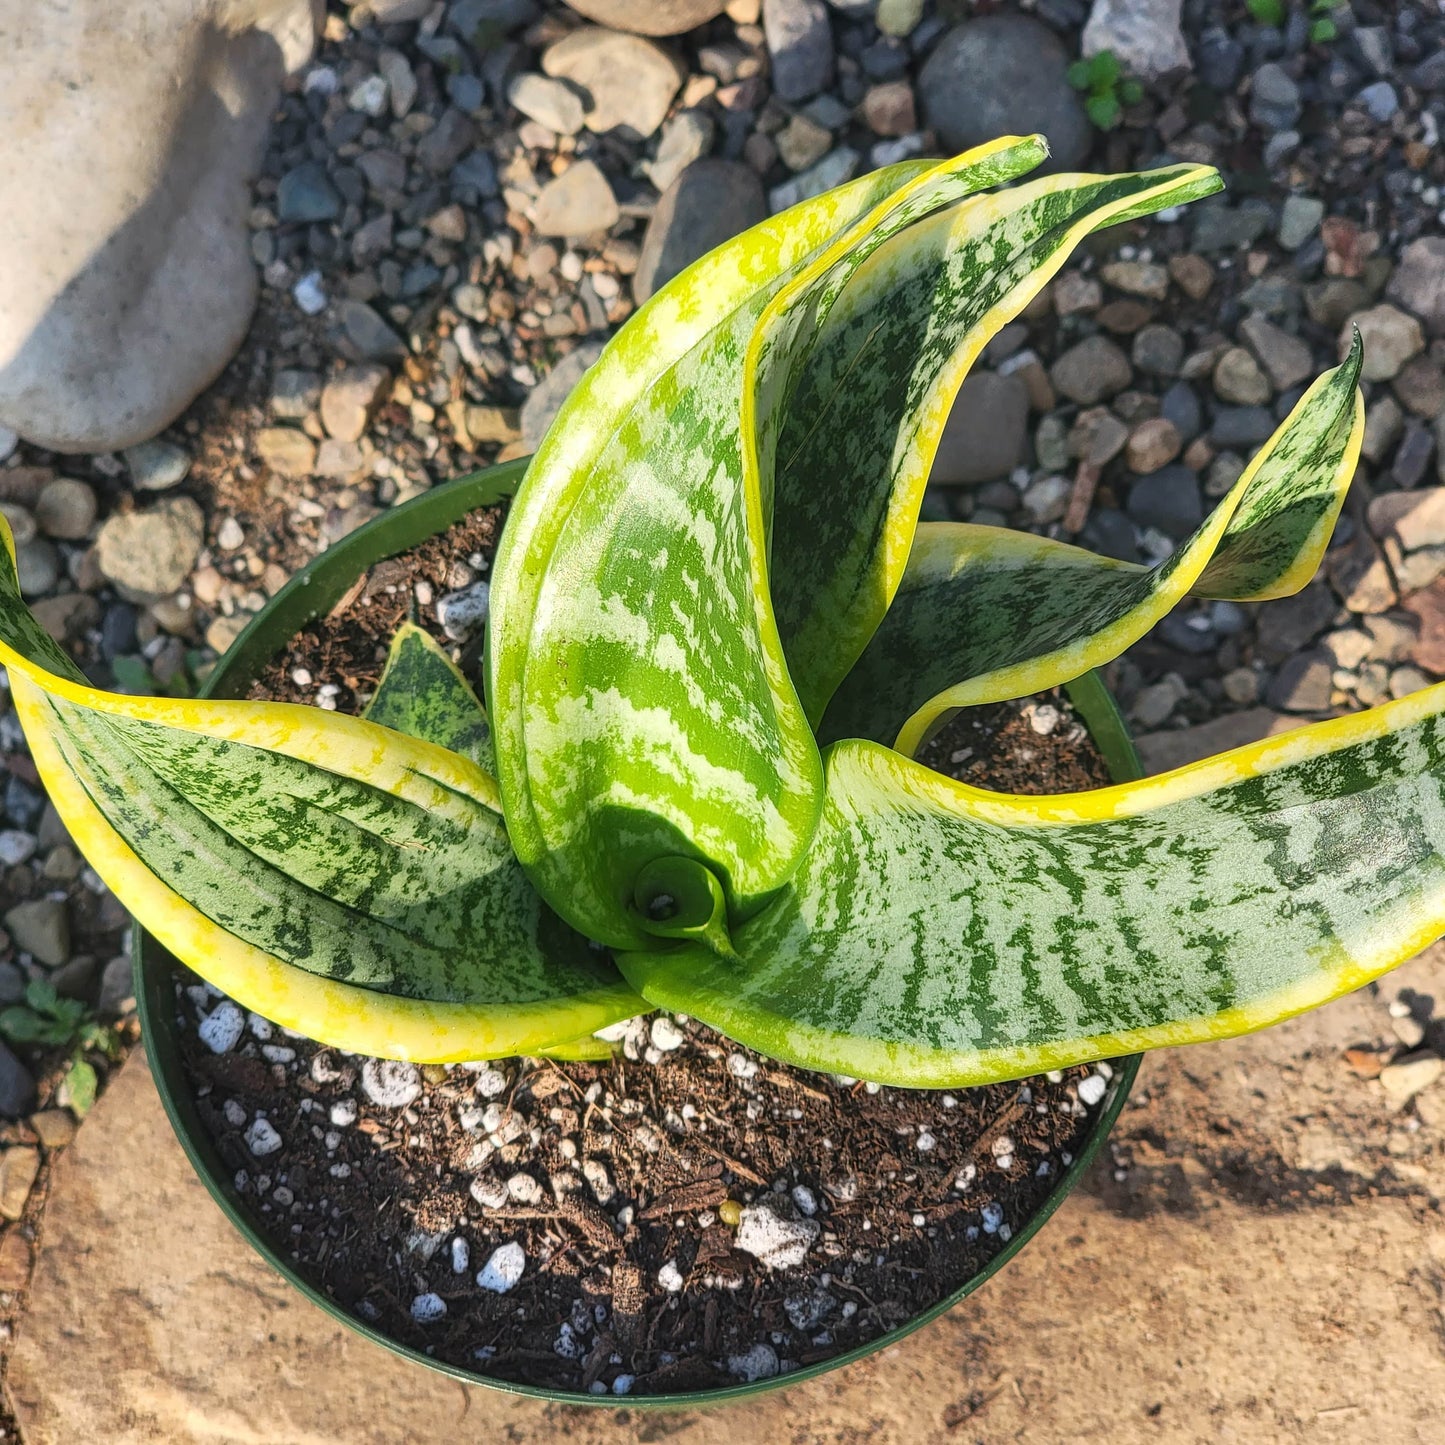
left=619, top=685, right=1445, bottom=1088
left=486, top=148, right=1027, bottom=950
left=821, top=340, right=1364, bottom=752
left=0, top=525, right=641, bottom=1061
left=766, top=160, right=1224, bottom=726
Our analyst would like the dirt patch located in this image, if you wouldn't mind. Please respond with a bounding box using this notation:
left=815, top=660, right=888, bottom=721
left=161, top=507, right=1130, bottom=1397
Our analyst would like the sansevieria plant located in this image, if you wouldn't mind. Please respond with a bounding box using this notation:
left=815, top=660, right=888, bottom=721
left=1, top=137, right=1437, bottom=1088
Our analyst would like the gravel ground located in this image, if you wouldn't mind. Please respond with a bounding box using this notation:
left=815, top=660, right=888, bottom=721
left=4, top=0, right=1445, bottom=1414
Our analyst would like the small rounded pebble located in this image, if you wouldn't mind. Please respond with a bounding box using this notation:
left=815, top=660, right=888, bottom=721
left=476, top=1242, right=526, bottom=1294
left=658, top=1259, right=685, bottom=1293
left=222, top=1099, right=247, bottom=1128
left=1077, top=1073, right=1108, bottom=1107
left=726, top=1052, right=759, bottom=1080
left=329, top=1098, right=358, bottom=1127
left=198, top=1001, right=245, bottom=1054
left=612, top=1374, right=635, bottom=1395
left=451, top=1237, right=470, bottom=1275
left=981, top=1201, right=1004, bottom=1234
left=410, top=1292, right=446, bottom=1324
left=727, top=1342, right=779, bottom=1382
left=506, top=1172, right=543, bottom=1204
left=649, top=1015, right=686, bottom=1051
left=244, top=1117, right=283, bottom=1157
left=473, top=1067, right=508, bottom=1098
left=361, top=1058, right=422, bottom=1108
left=791, top=1184, right=817, bottom=1216
left=916, top=1130, right=936, bottom=1152
left=470, top=1177, right=509, bottom=1209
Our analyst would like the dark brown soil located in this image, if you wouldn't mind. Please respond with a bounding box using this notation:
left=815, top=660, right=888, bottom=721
left=170, top=507, right=1125, bottom=1398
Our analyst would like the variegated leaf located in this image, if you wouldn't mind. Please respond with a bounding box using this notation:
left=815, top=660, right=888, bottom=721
left=619, top=687, right=1445, bottom=1088
left=821, top=339, right=1364, bottom=753
left=364, top=621, right=495, bottom=771
left=487, top=139, right=1053, bottom=951
left=766, top=160, right=1224, bottom=726
left=0, top=524, right=641, bottom=1062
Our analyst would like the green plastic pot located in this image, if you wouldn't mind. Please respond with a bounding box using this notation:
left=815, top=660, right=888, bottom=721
left=134, top=459, right=1144, bottom=1406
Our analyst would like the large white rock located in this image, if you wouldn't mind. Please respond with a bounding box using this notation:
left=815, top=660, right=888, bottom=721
left=0, top=0, right=319, bottom=453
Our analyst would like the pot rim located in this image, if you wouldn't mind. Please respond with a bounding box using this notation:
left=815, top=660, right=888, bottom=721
left=134, top=460, right=1143, bottom=1407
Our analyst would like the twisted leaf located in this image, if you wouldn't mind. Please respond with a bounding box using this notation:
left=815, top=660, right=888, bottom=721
left=767, top=157, right=1223, bottom=726
left=821, top=339, right=1364, bottom=752
left=620, top=687, right=1445, bottom=1087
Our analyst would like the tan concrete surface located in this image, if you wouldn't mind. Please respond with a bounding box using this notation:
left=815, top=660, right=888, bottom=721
left=7, top=941, right=1444, bottom=1445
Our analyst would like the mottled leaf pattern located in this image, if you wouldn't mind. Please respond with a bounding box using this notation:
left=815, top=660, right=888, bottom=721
left=619, top=689, right=1445, bottom=1087
left=0, top=525, right=641, bottom=1060
left=767, top=160, right=1223, bottom=725
left=821, top=341, right=1364, bottom=753
left=364, top=621, right=495, bottom=771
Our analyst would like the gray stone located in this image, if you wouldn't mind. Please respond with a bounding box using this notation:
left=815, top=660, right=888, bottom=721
left=763, top=0, right=835, bottom=103
left=1249, top=63, right=1301, bottom=130
left=1358, top=81, right=1398, bottom=123
left=1190, top=201, right=1272, bottom=253
left=0, top=1040, right=35, bottom=1119
left=1278, top=195, right=1324, bottom=251
left=447, top=0, right=539, bottom=40
left=1159, top=380, right=1201, bottom=440
left=34, top=478, right=96, bottom=541
left=277, top=162, right=341, bottom=224
left=635, top=161, right=766, bottom=304
left=5, top=898, right=70, bottom=967
left=1267, top=652, right=1333, bottom=712
left=532, top=161, right=620, bottom=238
left=123, top=439, right=192, bottom=491
left=1367, top=489, right=1445, bottom=553
left=1254, top=580, right=1335, bottom=663
left=542, top=28, right=684, bottom=140
left=95, top=496, right=205, bottom=598
left=932, top=373, right=1029, bottom=485
left=521, top=341, right=605, bottom=449
left=17, top=540, right=60, bottom=598
left=1132, top=324, right=1184, bottom=378
left=919, top=17, right=1089, bottom=171
left=1239, top=314, right=1314, bottom=392
left=254, top=427, right=316, bottom=480
left=1081, top=0, right=1188, bottom=81
left=416, top=109, right=478, bottom=173
left=270, top=369, right=322, bottom=419
left=645, top=110, right=716, bottom=193
left=1127, top=466, right=1202, bottom=540
left=0, top=0, right=318, bottom=453
left=1213, top=347, right=1270, bottom=406
left=506, top=73, right=586, bottom=136
left=1345, top=306, right=1424, bottom=383
left=1210, top=406, right=1275, bottom=448
left=1049, top=336, right=1132, bottom=406
left=768, top=147, right=859, bottom=212
left=1386, top=238, right=1445, bottom=337
left=334, top=301, right=407, bottom=361
left=562, top=0, right=727, bottom=34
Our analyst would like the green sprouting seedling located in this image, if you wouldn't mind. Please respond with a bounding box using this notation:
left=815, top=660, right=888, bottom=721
left=1247, top=0, right=1340, bottom=42
left=1066, top=51, right=1144, bottom=130
left=0, top=135, right=1438, bottom=1094
left=0, top=979, right=116, bottom=1117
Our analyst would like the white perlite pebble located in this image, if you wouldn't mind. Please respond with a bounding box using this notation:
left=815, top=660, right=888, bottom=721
left=329, top=1098, right=358, bottom=1127
left=246, top=1012, right=274, bottom=1041
left=726, top=1052, right=759, bottom=1080
left=410, top=1292, right=446, bottom=1324
left=1077, top=1073, right=1108, bottom=1107
left=223, top=1099, right=247, bottom=1128
left=790, top=1184, right=817, bottom=1217
left=361, top=1058, right=422, bottom=1108
left=476, top=1241, right=526, bottom=1294
left=735, top=1202, right=820, bottom=1271
left=649, top=1015, right=686, bottom=1052
left=916, top=1130, right=936, bottom=1152
left=612, top=1374, right=634, bottom=1395
left=981, top=1201, right=1004, bottom=1234
left=244, top=1117, right=283, bottom=1157
left=506, top=1172, right=543, bottom=1205
left=473, top=1067, right=508, bottom=1098
left=1029, top=704, right=1061, bottom=736
left=727, top=1342, right=779, bottom=1383
left=470, top=1176, right=509, bottom=1209
left=451, top=1237, right=470, bottom=1275
left=0, top=830, right=37, bottom=866
left=198, top=1001, right=245, bottom=1054
left=658, top=1259, right=685, bottom=1293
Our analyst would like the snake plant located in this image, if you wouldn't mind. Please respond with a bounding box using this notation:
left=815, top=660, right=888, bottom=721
left=1, top=136, right=1436, bottom=1088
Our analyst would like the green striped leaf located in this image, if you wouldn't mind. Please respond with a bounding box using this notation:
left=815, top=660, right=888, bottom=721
left=364, top=621, right=494, bottom=771
left=487, top=144, right=1042, bottom=952
left=0, top=523, right=641, bottom=1061
left=618, top=689, right=1445, bottom=1088
left=767, top=160, right=1224, bottom=727
left=820, top=339, right=1364, bottom=753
